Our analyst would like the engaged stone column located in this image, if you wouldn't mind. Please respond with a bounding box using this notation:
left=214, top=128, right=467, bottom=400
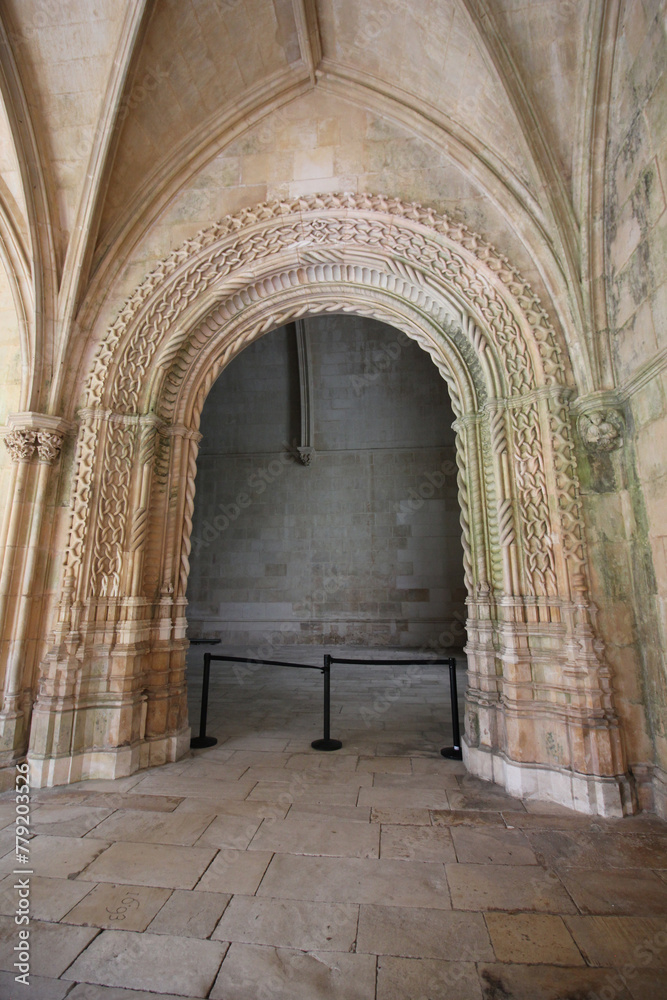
left=0, top=414, right=70, bottom=764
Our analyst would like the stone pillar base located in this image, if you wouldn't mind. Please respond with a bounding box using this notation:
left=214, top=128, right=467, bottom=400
left=463, top=739, right=636, bottom=818
left=27, top=727, right=191, bottom=788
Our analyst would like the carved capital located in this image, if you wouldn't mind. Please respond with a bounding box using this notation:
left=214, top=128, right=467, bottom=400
left=4, top=429, right=36, bottom=462
left=577, top=408, right=624, bottom=453
left=36, top=431, right=65, bottom=464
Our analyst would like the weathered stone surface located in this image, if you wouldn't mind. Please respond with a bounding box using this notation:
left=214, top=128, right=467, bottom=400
left=209, top=943, right=376, bottom=1000
left=62, top=929, right=229, bottom=996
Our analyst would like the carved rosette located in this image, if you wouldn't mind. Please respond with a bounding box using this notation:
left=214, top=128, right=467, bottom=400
left=577, top=408, right=624, bottom=453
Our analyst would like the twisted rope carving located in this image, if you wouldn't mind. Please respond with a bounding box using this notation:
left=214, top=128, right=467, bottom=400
left=455, top=433, right=474, bottom=593
left=178, top=439, right=199, bottom=598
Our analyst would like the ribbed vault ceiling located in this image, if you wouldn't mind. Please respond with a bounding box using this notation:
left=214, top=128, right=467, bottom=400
left=0, top=0, right=604, bottom=410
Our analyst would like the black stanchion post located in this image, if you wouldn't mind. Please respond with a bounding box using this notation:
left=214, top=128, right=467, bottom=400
left=311, top=654, right=342, bottom=751
left=190, top=651, right=218, bottom=749
left=441, top=657, right=463, bottom=760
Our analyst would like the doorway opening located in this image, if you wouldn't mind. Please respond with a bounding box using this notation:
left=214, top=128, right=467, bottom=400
left=185, top=314, right=467, bottom=753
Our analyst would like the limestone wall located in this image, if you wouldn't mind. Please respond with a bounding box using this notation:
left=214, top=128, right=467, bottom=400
left=600, top=0, right=667, bottom=808
left=186, top=316, right=466, bottom=650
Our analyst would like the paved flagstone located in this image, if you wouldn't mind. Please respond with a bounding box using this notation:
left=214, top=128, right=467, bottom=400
left=0, top=651, right=663, bottom=997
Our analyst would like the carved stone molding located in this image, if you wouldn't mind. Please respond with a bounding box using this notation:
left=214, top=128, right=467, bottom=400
left=86, top=194, right=570, bottom=417
left=577, top=408, right=625, bottom=453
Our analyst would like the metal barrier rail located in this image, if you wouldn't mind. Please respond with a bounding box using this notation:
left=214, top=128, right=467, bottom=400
left=327, top=653, right=462, bottom=760
left=191, top=650, right=463, bottom=759
left=190, top=653, right=341, bottom=751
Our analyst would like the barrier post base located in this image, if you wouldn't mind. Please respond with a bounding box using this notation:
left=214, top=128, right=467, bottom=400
left=441, top=746, right=463, bottom=760
left=190, top=736, right=218, bottom=749
left=311, top=738, right=342, bottom=752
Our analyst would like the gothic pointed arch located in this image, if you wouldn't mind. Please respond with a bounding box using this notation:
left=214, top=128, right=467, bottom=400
left=29, top=195, right=632, bottom=816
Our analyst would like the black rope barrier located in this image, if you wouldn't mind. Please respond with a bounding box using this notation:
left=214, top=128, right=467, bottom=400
left=190, top=653, right=340, bottom=751
left=327, top=653, right=462, bottom=759
left=191, top=650, right=462, bottom=759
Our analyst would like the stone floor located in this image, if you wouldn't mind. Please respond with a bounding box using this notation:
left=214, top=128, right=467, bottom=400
left=1, top=648, right=666, bottom=999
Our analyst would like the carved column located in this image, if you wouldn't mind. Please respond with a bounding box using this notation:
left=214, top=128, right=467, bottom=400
left=0, top=415, right=68, bottom=763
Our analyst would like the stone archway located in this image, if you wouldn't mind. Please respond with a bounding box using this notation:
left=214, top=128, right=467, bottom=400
left=28, top=195, right=633, bottom=816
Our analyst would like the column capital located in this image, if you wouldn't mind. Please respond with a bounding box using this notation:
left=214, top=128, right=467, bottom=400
left=4, top=412, right=76, bottom=464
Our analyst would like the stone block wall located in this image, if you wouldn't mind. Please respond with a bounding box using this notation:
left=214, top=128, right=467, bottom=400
left=600, top=0, right=667, bottom=810
left=186, top=315, right=466, bottom=650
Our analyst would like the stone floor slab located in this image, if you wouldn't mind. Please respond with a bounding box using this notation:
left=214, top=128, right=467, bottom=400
left=446, top=863, right=577, bottom=912
left=526, top=829, right=667, bottom=869
left=174, top=796, right=289, bottom=819
left=88, top=809, right=215, bottom=846
left=559, top=866, right=667, bottom=915
left=285, top=753, right=359, bottom=772
left=356, top=756, right=413, bottom=774
left=370, top=806, right=432, bottom=825
left=195, top=848, right=273, bottom=894
left=411, top=757, right=467, bottom=776
left=30, top=804, right=115, bottom=837
left=357, top=904, right=492, bottom=960
left=78, top=842, right=217, bottom=890
left=63, top=882, right=171, bottom=931
left=451, top=826, right=538, bottom=865
left=66, top=986, right=192, bottom=1000
left=373, top=772, right=460, bottom=790
left=0, top=914, right=98, bottom=978
left=431, top=808, right=505, bottom=826
left=287, top=802, right=371, bottom=822
left=626, top=968, right=667, bottom=998
left=0, top=970, right=71, bottom=999
left=212, top=895, right=358, bottom=951
left=376, top=956, right=482, bottom=1000
left=477, top=963, right=634, bottom=999
left=358, top=786, right=450, bottom=810
left=247, top=780, right=360, bottom=806
left=0, top=873, right=93, bottom=921
left=193, top=813, right=261, bottom=850
left=248, top=814, right=380, bottom=858
left=209, top=942, right=376, bottom=1000
left=62, top=928, right=228, bottom=997
left=84, top=793, right=184, bottom=813
left=258, top=853, right=451, bottom=907
left=564, top=915, right=667, bottom=968
left=380, top=824, right=456, bottom=863
left=0, top=835, right=110, bottom=879
left=146, top=888, right=230, bottom=938
left=485, top=912, right=585, bottom=965
left=129, top=776, right=256, bottom=801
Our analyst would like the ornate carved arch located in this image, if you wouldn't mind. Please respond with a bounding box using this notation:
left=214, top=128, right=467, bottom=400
left=28, top=195, right=632, bottom=816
